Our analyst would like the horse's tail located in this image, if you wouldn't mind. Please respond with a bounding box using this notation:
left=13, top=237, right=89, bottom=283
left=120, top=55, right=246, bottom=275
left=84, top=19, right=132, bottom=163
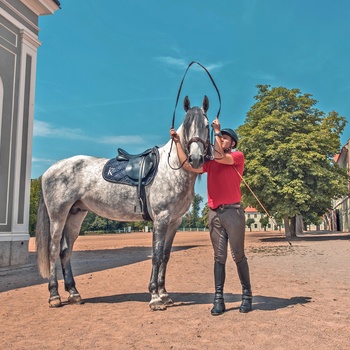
left=36, top=188, right=50, bottom=278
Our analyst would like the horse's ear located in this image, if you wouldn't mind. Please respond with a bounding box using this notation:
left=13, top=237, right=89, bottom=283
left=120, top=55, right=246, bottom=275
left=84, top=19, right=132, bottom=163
left=184, top=96, right=190, bottom=112
left=202, top=95, right=209, bottom=113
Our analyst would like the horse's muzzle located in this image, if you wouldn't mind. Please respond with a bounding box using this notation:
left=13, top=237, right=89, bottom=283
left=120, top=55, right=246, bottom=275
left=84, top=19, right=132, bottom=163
left=188, top=154, right=204, bottom=169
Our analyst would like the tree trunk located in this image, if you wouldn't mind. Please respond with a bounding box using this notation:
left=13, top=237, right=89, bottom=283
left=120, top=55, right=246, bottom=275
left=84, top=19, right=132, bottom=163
left=284, top=215, right=291, bottom=239
left=290, top=216, right=297, bottom=237
left=296, top=215, right=304, bottom=236
left=284, top=215, right=299, bottom=238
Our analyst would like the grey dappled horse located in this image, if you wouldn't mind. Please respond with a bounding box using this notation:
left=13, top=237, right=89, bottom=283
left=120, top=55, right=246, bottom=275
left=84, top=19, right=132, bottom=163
left=36, top=96, right=211, bottom=310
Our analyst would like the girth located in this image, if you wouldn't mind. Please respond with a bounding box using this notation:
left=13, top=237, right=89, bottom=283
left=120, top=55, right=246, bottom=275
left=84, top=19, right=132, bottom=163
left=102, top=146, right=159, bottom=221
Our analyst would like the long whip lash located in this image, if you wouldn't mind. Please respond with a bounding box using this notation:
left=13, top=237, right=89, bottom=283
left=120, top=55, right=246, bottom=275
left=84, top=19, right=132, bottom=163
left=233, top=166, right=292, bottom=245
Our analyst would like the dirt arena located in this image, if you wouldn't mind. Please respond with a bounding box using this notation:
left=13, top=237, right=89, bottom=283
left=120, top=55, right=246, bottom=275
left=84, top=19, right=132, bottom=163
left=1, top=230, right=349, bottom=350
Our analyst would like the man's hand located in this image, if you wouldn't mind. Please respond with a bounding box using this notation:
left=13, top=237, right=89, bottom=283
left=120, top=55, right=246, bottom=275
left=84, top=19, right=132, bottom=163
left=211, top=118, right=221, bottom=133
left=170, top=128, right=180, bottom=143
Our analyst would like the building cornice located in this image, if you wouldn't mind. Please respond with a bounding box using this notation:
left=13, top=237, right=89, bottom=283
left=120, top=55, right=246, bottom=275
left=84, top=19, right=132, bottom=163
left=20, top=0, right=60, bottom=16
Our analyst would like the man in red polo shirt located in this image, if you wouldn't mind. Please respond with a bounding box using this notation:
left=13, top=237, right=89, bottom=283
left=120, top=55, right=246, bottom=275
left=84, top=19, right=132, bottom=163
left=170, top=118, right=252, bottom=315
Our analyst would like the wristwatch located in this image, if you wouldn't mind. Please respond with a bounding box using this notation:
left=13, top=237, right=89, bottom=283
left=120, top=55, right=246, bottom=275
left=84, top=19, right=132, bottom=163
left=214, top=132, right=222, bottom=137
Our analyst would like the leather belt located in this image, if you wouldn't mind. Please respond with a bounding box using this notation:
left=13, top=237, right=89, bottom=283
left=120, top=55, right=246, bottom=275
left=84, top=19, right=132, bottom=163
left=213, top=203, right=241, bottom=211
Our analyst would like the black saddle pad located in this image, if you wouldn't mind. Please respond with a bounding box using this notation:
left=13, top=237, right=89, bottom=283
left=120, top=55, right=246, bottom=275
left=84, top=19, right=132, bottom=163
left=102, top=146, right=159, bottom=186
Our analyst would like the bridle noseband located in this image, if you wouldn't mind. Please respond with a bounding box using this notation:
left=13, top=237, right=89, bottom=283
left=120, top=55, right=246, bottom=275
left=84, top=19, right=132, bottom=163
left=184, top=136, right=210, bottom=156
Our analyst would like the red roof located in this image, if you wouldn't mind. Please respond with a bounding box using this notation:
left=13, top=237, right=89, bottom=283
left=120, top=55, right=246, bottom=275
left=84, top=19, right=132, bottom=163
left=244, top=206, right=258, bottom=213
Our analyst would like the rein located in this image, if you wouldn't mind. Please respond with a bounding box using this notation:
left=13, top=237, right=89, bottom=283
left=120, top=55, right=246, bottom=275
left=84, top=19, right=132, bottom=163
left=168, top=62, right=221, bottom=170
left=170, top=61, right=221, bottom=129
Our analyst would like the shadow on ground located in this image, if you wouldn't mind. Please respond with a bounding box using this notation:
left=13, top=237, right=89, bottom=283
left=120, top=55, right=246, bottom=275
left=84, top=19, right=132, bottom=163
left=0, top=245, right=198, bottom=293
left=81, top=292, right=312, bottom=312
left=259, top=232, right=350, bottom=243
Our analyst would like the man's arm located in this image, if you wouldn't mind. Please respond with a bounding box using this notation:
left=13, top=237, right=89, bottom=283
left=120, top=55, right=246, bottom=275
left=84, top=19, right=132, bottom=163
left=211, top=119, right=234, bottom=165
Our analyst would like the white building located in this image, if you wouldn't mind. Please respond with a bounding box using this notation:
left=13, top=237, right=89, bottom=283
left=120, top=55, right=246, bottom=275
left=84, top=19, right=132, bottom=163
left=330, top=139, right=350, bottom=232
left=0, top=0, right=60, bottom=267
left=244, top=206, right=325, bottom=232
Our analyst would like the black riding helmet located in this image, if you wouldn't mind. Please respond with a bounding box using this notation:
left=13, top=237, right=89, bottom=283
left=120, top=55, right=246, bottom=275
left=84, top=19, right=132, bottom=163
left=221, top=128, right=238, bottom=148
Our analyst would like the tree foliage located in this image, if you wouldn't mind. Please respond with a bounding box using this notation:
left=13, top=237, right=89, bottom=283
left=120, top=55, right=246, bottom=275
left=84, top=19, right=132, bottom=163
left=245, top=218, right=255, bottom=231
left=29, top=178, right=41, bottom=236
left=237, top=85, right=348, bottom=237
left=260, top=216, right=270, bottom=231
left=201, top=203, right=209, bottom=228
left=182, top=194, right=204, bottom=228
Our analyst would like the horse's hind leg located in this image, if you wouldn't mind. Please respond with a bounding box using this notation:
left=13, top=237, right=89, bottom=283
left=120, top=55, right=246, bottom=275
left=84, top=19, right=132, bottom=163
left=60, top=210, right=87, bottom=305
left=48, top=219, right=67, bottom=308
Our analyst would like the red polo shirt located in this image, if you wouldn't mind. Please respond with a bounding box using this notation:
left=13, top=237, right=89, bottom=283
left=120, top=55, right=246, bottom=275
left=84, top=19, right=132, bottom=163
left=202, top=151, right=244, bottom=209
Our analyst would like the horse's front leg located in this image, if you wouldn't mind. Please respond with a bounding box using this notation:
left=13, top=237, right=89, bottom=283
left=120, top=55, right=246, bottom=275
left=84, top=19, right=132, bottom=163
left=158, top=218, right=182, bottom=306
left=148, top=218, right=168, bottom=311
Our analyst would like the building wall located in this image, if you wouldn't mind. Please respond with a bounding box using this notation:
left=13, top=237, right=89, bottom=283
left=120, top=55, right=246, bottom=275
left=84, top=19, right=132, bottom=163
left=0, top=0, right=59, bottom=267
left=332, top=139, right=350, bottom=232
left=244, top=210, right=280, bottom=231
left=244, top=210, right=324, bottom=232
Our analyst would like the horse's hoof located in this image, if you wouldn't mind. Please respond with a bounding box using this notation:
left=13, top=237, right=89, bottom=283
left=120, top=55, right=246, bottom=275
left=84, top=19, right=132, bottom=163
left=160, top=294, right=174, bottom=306
left=149, top=299, right=167, bottom=311
left=49, top=296, right=62, bottom=308
left=68, top=294, right=84, bottom=305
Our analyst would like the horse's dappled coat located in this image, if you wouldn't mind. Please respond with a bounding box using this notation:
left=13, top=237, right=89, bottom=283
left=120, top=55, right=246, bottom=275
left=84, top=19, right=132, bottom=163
left=36, top=96, right=210, bottom=310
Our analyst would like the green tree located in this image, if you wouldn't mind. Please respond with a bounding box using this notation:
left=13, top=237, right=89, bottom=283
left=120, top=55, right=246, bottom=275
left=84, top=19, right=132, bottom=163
left=237, top=85, right=348, bottom=238
left=246, top=218, right=255, bottom=232
left=201, top=203, right=209, bottom=229
left=191, top=193, right=203, bottom=228
left=29, top=177, right=41, bottom=236
left=90, top=216, right=109, bottom=231
left=184, top=194, right=203, bottom=228
left=260, top=216, right=270, bottom=231
left=181, top=194, right=204, bottom=229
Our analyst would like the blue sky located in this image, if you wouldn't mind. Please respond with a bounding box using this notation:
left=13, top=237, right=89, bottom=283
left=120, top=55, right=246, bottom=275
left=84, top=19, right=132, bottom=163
left=33, top=0, right=350, bottom=202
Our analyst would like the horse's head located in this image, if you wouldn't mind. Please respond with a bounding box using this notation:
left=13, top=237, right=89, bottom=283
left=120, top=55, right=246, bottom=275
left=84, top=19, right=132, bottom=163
left=182, top=95, right=211, bottom=169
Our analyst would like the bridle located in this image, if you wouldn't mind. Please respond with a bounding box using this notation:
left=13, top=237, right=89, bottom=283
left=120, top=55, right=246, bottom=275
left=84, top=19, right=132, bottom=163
left=182, top=110, right=211, bottom=158
left=184, top=135, right=211, bottom=156
left=168, top=109, right=211, bottom=171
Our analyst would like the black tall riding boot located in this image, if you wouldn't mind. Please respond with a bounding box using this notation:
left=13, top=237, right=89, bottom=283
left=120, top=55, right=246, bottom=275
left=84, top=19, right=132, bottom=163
left=236, top=257, right=253, bottom=313
left=211, top=261, right=226, bottom=316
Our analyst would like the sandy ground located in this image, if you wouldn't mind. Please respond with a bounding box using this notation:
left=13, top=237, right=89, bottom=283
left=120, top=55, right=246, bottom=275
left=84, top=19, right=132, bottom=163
left=0, top=230, right=349, bottom=350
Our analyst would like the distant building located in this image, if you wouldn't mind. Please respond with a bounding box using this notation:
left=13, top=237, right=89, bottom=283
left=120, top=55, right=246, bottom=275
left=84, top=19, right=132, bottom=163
left=328, top=139, right=350, bottom=232
left=0, top=0, right=60, bottom=267
left=244, top=206, right=325, bottom=232
left=244, top=206, right=280, bottom=231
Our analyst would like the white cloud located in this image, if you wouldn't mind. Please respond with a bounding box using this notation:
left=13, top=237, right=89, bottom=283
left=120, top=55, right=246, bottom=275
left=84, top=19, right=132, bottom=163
left=98, top=135, right=145, bottom=145
left=34, top=120, right=86, bottom=139
left=34, top=120, right=148, bottom=146
left=32, top=157, right=56, bottom=164
left=155, top=56, right=188, bottom=69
